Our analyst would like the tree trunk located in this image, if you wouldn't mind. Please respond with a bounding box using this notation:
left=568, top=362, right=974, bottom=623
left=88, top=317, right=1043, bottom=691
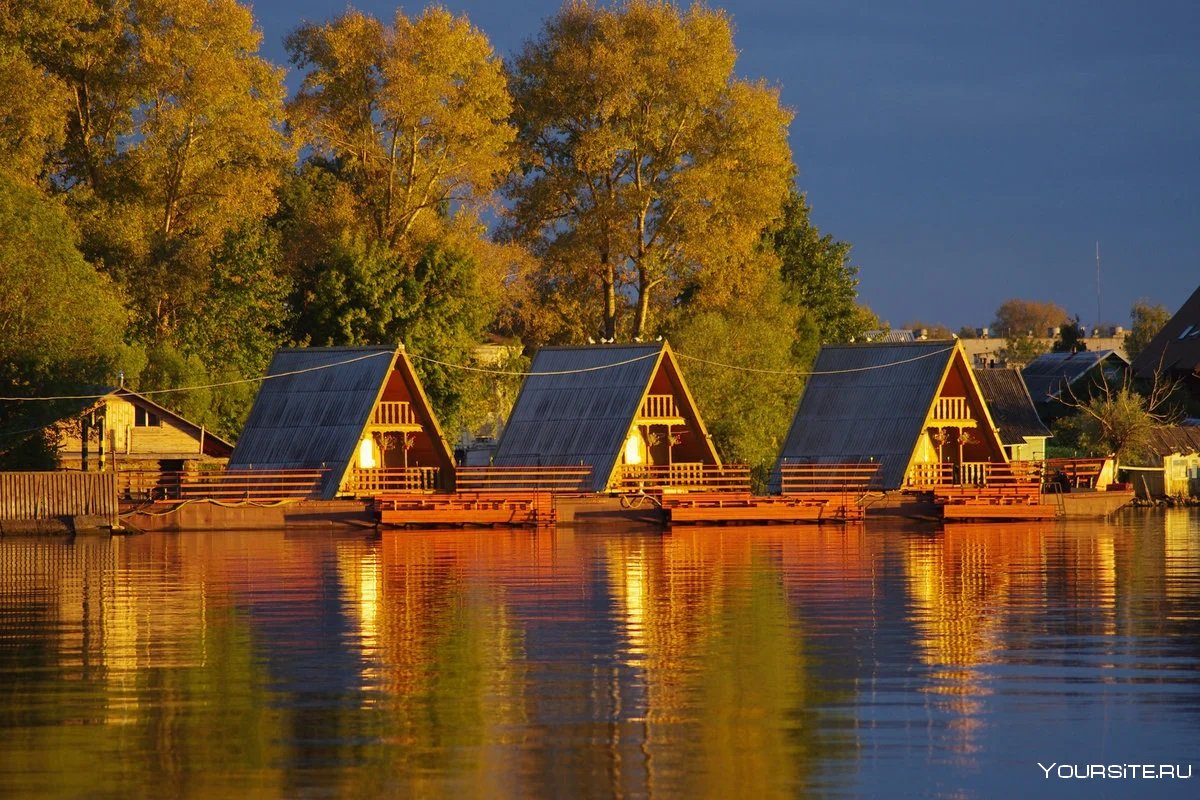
left=633, top=269, right=651, bottom=339
left=602, top=259, right=617, bottom=340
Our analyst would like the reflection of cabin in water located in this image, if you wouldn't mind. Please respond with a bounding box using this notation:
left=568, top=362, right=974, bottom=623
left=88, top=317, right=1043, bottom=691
left=54, top=387, right=232, bottom=471
left=493, top=342, right=720, bottom=492
left=229, top=346, right=455, bottom=498
left=775, top=340, right=1009, bottom=490
left=973, top=368, right=1051, bottom=463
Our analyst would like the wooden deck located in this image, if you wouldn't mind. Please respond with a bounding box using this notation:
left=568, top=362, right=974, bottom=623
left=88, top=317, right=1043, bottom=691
left=375, top=466, right=591, bottom=528
left=662, top=492, right=866, bottom=525
left=922, top=461, right=1058, bottom=520
left=376, top=491, right=559, bottom=527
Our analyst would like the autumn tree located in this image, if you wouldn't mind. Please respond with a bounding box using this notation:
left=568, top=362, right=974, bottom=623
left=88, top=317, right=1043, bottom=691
left=286, top=6, right=514, bottom=250
left=1054, top=370, right=1179, bottom=468
left=3, top=0, right=292, bottom=436
left=0, top=43, right=68, bottom=184
left=992, top=298, right=1068, bottom=364
left=1125, top=300, right=1172, bottom=362
left=505, top=0, right=794, bottom=341
left=903, top=321, right=955, bottom=340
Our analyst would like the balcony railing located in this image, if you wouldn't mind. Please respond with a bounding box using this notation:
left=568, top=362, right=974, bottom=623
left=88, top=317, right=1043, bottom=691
left=931, top=397, right=972, bottom=422
left=372, top=401, right=417, bottom=427
left=116, top=468, right=328, bottom=502
left=618, top=462, right=750, bottom=493
left=348, top=467, right=439, bottom=495
left=638, top=394, right=681, bottom=420
left=908, top=461, right=1042, bottom=490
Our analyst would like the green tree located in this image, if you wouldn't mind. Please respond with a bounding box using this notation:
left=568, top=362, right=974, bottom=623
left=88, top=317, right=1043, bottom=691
left=670, top=274, right=805, bottom=489
left=505, top=0, right=794, bottom=340
left=1126, top=299, right=1172, bottom=362
left=286, top=6, right=514, bottom=250
left=1052, top=316, right=1089, bottom=353
left=0, top=175, right=131, bottom=467
left=772, top=191, right=868, bottom=343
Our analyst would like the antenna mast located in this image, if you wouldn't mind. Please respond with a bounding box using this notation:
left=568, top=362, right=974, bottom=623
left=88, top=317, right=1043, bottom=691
left=1095, top=241, right=1101, bottom=335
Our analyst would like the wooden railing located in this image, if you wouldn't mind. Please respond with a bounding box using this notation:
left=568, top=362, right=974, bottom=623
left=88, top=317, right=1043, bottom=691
left=372, top=401, right=417, bottom=427
left=908, top=461, right=1041, bottom=490
left=638, top=394, right=680, bottom=419
left=116, top=468, right=327, bottom=502
left=778, top=462, right=881, bottom=495
left=935, top=461, right=1044, bottom=504
left=618, top=463, right=750, bottom=493
left=454, top=465, right=593, bottom=493
left=348, top=467, right=439, bottom=494
left=931, top=397, right=972, bottom=421
left=1044, top=457, right=1107, bottom=489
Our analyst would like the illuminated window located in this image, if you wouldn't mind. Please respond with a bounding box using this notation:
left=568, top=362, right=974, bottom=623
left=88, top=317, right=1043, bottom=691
left=623, top=429, right=646, bottom=465
left=358, top=437, right=377, bottom=469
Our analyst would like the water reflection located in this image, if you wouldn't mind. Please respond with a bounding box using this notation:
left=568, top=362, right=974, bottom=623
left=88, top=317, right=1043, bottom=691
left=0, top=512, right=1198, bottom=798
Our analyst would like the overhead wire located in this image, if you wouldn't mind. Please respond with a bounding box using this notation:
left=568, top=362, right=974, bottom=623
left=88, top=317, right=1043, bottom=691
left=1, top=341, right=957, bottom=404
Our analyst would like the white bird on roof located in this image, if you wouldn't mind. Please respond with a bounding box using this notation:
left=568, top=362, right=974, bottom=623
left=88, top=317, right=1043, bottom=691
left=587, top=336, right=596, bottom=344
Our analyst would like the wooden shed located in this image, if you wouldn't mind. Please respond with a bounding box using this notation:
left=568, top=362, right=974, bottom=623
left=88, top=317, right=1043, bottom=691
left=54, top=387, right=232, bottom=471
left=1121, top=426, right=1200, bottom=500
left=973, top=368, right=1052, bottom=462
left=229, top=346, right=455, bottom=499
left=492, top=342, right=720, bottom=492
left=774, top=340, right=1009, bottom=491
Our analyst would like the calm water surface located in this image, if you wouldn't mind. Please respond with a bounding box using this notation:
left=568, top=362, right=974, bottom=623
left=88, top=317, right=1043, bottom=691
left=2, top=511, right=1199, bottom=798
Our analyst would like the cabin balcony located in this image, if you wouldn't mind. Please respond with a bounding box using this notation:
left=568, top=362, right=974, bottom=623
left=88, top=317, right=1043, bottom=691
left=347, top=466, right=440, bottom=495
left=368, top=401, right=421, bottom=431
left=929, top=397, right=976, bottom=427
left=637, top=394, right=686, bottom=425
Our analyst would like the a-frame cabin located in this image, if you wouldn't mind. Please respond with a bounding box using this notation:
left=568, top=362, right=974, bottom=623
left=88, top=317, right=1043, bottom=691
left=493, top=342, right=721, bottom=492
left=775, top=340, right=1010, bottom=490
left=229, top=346, right=455, bottom=498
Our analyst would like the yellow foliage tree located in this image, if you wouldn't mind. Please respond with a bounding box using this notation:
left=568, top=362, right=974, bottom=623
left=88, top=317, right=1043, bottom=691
left=505, top=0, right=794, bottom=340
left=286, top=6, right=515, bottom=251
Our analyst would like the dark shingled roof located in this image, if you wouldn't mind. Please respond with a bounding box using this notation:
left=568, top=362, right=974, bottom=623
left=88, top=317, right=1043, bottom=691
left=774, top=341, right=962, bottom=489
left=493, top=342, right=717, bottom=491
left=229, top=346, right=450, bottom=498
left=1131, top=284, right=1200, bottom=379
left=973, top=368, right=1051, bottom=445
left=1021, top=350, right=1129, bottom=404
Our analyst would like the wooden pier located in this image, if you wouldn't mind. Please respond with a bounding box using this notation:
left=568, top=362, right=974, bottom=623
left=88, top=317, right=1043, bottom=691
left=375, top=466, right=591, bottom=528
left=914, top=462, right=1058, bottom=521
left=651, top=463, right=880, bottom=526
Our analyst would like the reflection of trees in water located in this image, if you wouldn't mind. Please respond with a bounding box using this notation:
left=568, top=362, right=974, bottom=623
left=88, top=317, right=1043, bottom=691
left=605, top=530, right=858, bottom=798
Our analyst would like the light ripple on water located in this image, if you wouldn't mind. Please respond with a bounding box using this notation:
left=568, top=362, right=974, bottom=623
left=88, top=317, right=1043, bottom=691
left=0, top=512, right=1198, bottom=798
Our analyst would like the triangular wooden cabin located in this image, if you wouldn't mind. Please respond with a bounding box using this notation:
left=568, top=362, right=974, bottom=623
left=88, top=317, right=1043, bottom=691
left=229, top=346, right=454, bottom=498
left=774, top=340, right=1008, bottom=490
left=54, top=387, right=232, bottom=471
left=493, top=342, right=720, bottom=492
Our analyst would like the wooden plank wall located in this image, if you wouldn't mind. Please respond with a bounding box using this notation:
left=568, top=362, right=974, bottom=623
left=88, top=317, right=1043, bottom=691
left=0, top=472, right=118, bottom=523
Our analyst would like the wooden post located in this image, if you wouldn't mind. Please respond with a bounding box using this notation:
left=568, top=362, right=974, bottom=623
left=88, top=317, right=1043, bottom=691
left=81, top=415, right=90, bottom=472
left=97, top=415, right=106, bottom=471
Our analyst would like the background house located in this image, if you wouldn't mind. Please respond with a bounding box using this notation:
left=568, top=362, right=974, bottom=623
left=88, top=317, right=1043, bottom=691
left=1021, top=350, right=1130, bottom=422
left=54, top=387, right=231, bottom=472
left=973, top=368, right=1051, bottom=463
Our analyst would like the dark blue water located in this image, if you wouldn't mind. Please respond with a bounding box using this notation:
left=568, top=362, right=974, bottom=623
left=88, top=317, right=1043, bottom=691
left=1, top=511, right=1198, bottom=798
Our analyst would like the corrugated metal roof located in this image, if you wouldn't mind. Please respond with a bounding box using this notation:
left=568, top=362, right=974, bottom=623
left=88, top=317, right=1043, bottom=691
left=1132, top=284, right=1200, bottom=378
left=774, top=341, right=957, bottom=489
left=494, top=343, right=697, bottom=491
left=229, top=346, right=398, bottom=498
left=1139, top=426, right=1200, bottom=459
left=973, top=368, right=1051, bottom=444
left=1021, top=350, right=1128, bottom=403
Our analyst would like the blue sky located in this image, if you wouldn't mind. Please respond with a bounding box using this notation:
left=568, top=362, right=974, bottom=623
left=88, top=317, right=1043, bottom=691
left=251, top=1, right=1200, bottom=331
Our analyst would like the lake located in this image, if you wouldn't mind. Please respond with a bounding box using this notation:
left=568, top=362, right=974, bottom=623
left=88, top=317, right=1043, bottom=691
left=2, top=511, right=1198, bottom=798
